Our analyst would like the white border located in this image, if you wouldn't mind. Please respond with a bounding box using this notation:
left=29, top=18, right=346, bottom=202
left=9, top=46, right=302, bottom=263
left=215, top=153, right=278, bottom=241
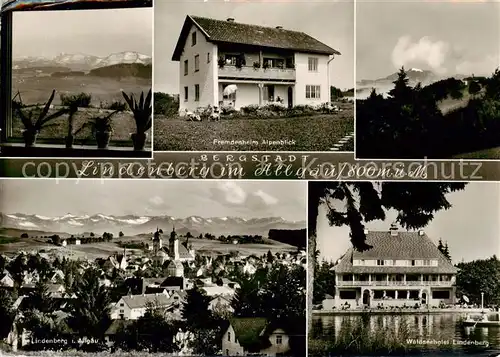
left=352, top=0, right=500, bottom=163
left=1, top=4, right=155, bottom=161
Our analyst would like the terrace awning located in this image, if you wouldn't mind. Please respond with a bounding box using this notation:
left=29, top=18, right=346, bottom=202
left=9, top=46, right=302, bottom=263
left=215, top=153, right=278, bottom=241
left=1, top=0, right=151, bottom=12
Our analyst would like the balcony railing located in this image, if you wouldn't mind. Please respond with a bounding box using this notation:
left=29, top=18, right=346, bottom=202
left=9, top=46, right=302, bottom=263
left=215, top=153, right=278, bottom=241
left=218, top=65, right=296, bottom=81
left=337, top=280, right=454, bottom=287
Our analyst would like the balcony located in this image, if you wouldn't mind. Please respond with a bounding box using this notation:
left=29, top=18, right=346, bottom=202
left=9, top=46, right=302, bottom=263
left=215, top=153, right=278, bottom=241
left=218, top=65, right=296, bottom=82
left=337, top=280, right=454, bottom=287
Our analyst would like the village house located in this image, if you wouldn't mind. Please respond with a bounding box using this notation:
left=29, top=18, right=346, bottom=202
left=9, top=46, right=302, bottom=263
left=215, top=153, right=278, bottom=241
left=332, top=224, right=458, bottom=309
left=0, top=270, right=14, bottom=288
left=172, top=15, right=340, bottom=111
left=208, top=295, right=234, bottom=313
left=221, top=318, right=290, bottom=356
left=110, top=293, right=172, bottom=320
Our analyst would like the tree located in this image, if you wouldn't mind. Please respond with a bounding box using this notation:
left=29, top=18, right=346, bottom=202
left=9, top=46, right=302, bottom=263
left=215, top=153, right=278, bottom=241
left=456, top=256, right=500, bottom=306
left=307, top=182, right=467, bottom=332
left=68, top=268, right=111, bottom=338
left=442, top=242, right=451, bottom=261
left=0, top=290, right=16, bottom=338
left=28, top=279, right=54, bottom=313
left=51, top=234, right=61, bottom=245
left=21, top=233, right=29, bottom=238
left=468, top=80, right=481, bottom=96
left=119, top=231, right=124, bottom=237
left=266, top=250, right=274, bottom=263
left=186, top=231, right=193, bottom=238
left=182, top=287, right=213, bottom=330
left=90, top=232, right=95, bottom=237
left=388, top=67, right=412, bottom=102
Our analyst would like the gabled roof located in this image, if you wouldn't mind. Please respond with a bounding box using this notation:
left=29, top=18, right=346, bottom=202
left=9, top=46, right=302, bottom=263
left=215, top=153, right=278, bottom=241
left=333, top=230, right=457, bottom=274
left=172, top=15, right=340, bottom=61
left=120, top=293, right=171, bottom=309
left=229, top=317, right=271, bottom=352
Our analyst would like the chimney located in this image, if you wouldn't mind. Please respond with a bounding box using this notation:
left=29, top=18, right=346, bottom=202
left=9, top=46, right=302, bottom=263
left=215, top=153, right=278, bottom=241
left=389, top=223, right=399, bottom=236
left=276, top=26, right=283, bottom=29
left=227, top=18, right=235, bottom=22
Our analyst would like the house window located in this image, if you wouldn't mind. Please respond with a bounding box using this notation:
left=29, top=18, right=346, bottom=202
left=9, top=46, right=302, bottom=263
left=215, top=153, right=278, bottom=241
left=120, top=303, right=124, bottom=307
left=207, top=52, right=211, bottom=63
left=308, top=57, right=318, bottom=72
left=119, top=309, right=124, bottom=313
left=376, top=259, right=384, bottom=266
left=263, top=58, right=285, bottom=69
left=305, top=85, right=321, bottom=99
left=184, top=60, right=188, bottom=76
left=276, top=335, right=283, bottom=345
left=195, top=55, right=200, bottom=72
left=228, top=331, right=231, bottom=342
left=226, top=349, right=229, bottom=356
left=184, top=86, right=188, bottom=102
left=411, top=260, right=416, bottom=266
left=194, top=85, right=200, bottom=101
left=191, top=31, right=197, bottom=46
left=194, top=84, right=200, bottom=102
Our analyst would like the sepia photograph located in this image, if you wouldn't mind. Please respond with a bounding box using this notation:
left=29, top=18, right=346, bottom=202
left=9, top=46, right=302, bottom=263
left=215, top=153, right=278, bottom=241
left=308, top=181, right=500, bottom=356
left=355, top=1, right=500, bottom=160
left=153, top=0, right=354, bottom=152
left=0, top=0, right=153, bottom=158
left=0, top=179, right=306, bottom=356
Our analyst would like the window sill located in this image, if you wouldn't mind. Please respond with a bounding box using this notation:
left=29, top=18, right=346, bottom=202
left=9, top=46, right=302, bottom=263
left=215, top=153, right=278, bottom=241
left=1, top=142, right=152, bottom=158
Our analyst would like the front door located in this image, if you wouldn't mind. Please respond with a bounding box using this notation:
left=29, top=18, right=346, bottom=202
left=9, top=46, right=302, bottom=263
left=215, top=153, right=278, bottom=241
left=287, top=86, right=293, bottom=108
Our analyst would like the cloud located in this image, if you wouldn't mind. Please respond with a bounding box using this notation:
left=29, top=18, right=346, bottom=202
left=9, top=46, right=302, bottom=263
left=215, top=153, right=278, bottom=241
left=148, top=196, right=165, bottom=207
left=211, top=182, right=248, bottom=205
left=252, top=190, right=279, bottom=206
left=391, top=36, right=449, bottom=73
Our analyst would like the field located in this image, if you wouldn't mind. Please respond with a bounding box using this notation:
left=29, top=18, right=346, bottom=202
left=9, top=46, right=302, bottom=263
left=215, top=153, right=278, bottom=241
left=11, top=74, right=152, bottom=143
left=153, top=102, right=354, bottom=151
left=453, top=146, right=500, bottom=159
left=0, top=230, right=296, bottom=260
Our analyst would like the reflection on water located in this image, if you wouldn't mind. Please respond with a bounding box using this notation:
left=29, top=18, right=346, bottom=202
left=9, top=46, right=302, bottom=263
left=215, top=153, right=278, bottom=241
left=312, top=312, right=500, bottom=356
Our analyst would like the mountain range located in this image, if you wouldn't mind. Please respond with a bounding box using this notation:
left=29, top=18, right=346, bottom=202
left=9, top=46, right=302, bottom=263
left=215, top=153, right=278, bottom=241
left=0, top=213, right=306, bottom=237
left=13, top=51, right=152, bottom=72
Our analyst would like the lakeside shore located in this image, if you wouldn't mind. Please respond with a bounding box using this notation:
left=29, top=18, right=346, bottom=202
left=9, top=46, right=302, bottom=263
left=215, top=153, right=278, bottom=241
left=313, top=308, right=499, bottom=315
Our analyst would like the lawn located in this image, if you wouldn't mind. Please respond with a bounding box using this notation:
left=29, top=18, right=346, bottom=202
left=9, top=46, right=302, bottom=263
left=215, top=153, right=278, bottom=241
left=154, top=112, right=354, bottom=151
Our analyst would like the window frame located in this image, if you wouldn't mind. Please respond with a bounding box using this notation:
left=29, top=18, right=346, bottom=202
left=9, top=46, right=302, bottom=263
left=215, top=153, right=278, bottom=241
left=0, top=0, right=153, bottom=154
left=194, top=54, right=200, bottom=72
left=308, top=57, right=318, bottom=72
left=195, top=84, right=200, bottom=102
left=191, top=31, right=197, bottom=46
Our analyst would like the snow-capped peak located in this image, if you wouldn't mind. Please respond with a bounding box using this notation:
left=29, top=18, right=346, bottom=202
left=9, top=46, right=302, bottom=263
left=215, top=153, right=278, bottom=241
left=409, top=68, right=423, bottom=72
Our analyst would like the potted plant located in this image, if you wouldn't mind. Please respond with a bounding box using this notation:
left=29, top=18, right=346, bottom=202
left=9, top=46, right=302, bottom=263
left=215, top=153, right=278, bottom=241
left=12, top=89, right=70, bottom=147
left=122, top=89, right=152, bottom=151
left=83, top=110, right=121, bottom=149
left=64, top=105, right=80, bottom=149
left=253, top=61, right=261, bottom=69
left=218, top=57, right=226, bottom=68
left=263, top=61, right=270, bottom=70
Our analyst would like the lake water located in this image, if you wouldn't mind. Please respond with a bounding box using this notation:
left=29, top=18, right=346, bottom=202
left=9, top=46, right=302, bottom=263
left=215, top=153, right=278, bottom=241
left=311, top=312, right=500, bottom=356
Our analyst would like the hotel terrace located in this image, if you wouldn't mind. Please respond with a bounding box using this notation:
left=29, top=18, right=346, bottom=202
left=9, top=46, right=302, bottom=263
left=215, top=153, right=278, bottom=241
left=331, top=224, right=457, bottom=309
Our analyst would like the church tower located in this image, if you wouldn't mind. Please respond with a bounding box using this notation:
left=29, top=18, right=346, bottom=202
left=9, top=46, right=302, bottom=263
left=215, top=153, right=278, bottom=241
left=169, top=225, right=179, bottom=260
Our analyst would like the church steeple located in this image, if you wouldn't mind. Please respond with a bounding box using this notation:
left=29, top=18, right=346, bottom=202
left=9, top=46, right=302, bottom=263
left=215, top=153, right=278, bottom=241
left=170, top=224, right=177, bottom=241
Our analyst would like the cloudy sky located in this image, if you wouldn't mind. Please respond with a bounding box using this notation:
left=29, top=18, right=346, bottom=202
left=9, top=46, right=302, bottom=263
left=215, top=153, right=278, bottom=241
left=317, top=182, right=500, bottom=264
left=11, top=7, right=152, bottom=58
left=0, top=180, right=306, bottom=221
left=155, top=0, right=354, bottom=93
left=356, top=1, right=500, bottom=80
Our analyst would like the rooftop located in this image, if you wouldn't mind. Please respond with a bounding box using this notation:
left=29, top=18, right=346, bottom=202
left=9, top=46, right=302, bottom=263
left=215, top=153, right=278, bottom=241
left=172, top=15, right=340, bottom=61
left=333, top=229, right=457, bottom=274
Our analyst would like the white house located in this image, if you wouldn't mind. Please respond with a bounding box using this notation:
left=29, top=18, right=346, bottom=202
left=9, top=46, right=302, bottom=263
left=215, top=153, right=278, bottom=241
left=172, top=15, right=340, bottom=111
left=0, top=270, right=14, bottom=288
left=332, top=224, right=458, bottom=309
left=221, top=318, right=290, bottom=356
left=110, top=293, right=171, bottom=320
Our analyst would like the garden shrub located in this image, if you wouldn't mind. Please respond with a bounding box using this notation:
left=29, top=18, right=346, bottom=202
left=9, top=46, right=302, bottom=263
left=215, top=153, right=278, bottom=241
left=60, top=92, right=92, bottom=108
